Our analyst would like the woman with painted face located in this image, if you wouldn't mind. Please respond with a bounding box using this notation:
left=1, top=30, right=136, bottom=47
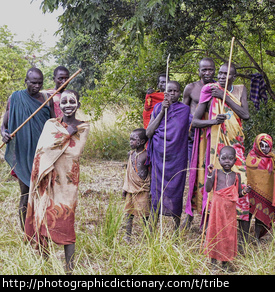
left=246, top=134, right=275, bottom=242
left=25, top=90, right=90, bottom=274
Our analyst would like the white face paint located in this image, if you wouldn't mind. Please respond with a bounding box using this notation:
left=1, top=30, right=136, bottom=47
left=260, top=140, right=271, bottom=155
left=60, top=92, right=78, bottom=116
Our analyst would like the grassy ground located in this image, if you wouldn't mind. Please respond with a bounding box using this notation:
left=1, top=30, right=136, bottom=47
left=0, top=108, right=274, bottom=275
left=1, top=154, right=275, bottom=275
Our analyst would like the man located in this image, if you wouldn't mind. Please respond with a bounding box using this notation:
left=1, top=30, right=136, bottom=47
left=185, top=63, right=250, bottom=240
left=1, top=67, right=54, bottom=230
left=44, top=66, right=70, bottom=118
left=142, top=73, right=168, bottom=129
left=146, top=81, right=190, bottom=232
left=183, top=57, right=215, bottom=162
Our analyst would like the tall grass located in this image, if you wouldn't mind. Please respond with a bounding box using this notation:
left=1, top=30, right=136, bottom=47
left=81, top=106, right=142, bottom=161
left=1, top=107, right=275, bottom=275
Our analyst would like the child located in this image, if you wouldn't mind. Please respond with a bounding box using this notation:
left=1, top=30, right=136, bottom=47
left=204, top=146, right=250, bottom=269
left=122, top=128, right=151, bottom=242
left=25, top=89, right=90, bottom=274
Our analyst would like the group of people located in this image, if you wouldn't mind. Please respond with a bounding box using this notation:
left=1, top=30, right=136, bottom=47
left=0, top=59, right=274, bottom=274
left=123, top=58, right=275, bottom=270
left=1, top=66, right=89, bottom=273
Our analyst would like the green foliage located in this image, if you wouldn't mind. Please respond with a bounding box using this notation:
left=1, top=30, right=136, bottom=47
left=243, top=99, right=275, bottom=154
left=0, top=25, right=56, bottom=110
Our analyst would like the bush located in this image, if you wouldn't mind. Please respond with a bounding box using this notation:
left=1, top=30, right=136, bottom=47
left=243, top=98, right=275, bottom=155
left=81, top=107, right=142, bottom=162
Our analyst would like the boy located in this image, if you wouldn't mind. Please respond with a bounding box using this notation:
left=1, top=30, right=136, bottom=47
left=204, top=146, right=250, bottom=270
left=122, top=128, right=151, bottom=242
left=146, top=81, right=189, bottom=233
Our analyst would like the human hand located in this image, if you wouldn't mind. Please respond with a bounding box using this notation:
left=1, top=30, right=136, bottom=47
left=243, top=185, right=251, bottom=194
left=147, top=87, right=155, bottom=94
left=215, top=114, right=227, bottom=125
left=211, top=86, right=224, bottom=100
left=162, top=92, right=170, bottom=110
left=1, top=129, right=12, bottom=144
left=207, top=164, right=214, bottom=175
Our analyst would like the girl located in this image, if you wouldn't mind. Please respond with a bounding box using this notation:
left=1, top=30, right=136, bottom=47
left=25, top=90, right=90, bottom=274
left=204, top=146, right=250, bottom=269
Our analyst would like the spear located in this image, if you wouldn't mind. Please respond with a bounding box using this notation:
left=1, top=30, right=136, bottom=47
left=0, top=68, right=82, bottom=149
left=160, top=53, right=170, bottom=242
left=199, top=37, right=235, bottom=253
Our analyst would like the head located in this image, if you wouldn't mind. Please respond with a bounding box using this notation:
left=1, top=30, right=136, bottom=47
left=218, top=62, right=236, bottom=89
left=157, top=73, right=168, bottom=92
left=130, top=128, right=148, bottom=150
left=59, top=90, right=80, bottom=117
left=25, top=67, right=44, bottom=97
left=198, top=58, right=215, bottom=84
left=255, top=133, right=273, bottom=155
left=219, top=146, right=236, bottom=172
left=53, top=66, right=70, bottom=92
left=166, top=81, right=181, bottom=103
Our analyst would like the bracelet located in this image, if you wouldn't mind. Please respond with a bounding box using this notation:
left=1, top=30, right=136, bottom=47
left=207, top=174, right=213, bottom=179
left=242, top=189, right=247, bottom=195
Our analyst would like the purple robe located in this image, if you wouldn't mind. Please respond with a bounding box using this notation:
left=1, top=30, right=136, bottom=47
left=147, top=102, right=190, bottom=217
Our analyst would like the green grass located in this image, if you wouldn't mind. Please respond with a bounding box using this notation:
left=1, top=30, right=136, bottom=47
left=0, top=108, right=275, bottom=275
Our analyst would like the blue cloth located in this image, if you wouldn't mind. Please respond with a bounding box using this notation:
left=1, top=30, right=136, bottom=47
left=5, top=90, right=51, bottom=187
left=250, top=73, right=268, bottom=110
left=146, top=102, right=190, bottom=217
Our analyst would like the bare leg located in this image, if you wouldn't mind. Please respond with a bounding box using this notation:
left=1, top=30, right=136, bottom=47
left=124, top=214, right=134, bottom=243
left=173, top=216, right=180, bottom=233
left=255, top=218, right=267, bottom=243
left=238, top=220, right=250, bottom=253
left=64, top=243, right=75, bottom=274
left=182, top=214, right=194, bottom=230
left=18, top=179, right=29, bottom=231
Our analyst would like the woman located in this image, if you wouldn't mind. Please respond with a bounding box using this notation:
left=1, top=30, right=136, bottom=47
left=25, top=90, right=90, bottom=273
left=247, top=134, right=275, bottom=241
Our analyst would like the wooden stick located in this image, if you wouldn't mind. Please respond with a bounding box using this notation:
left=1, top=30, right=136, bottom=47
left=0, top=68, right=82, bottom=149
left=199, top=37, right=235, bottom=253
left=160, top=53, right=170, bottom=242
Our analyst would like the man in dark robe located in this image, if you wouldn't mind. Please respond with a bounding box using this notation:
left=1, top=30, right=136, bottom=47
left=1, top=67, right=54, bottom=230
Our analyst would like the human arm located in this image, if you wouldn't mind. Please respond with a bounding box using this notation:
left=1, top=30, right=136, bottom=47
left=191, top=102, right=227, bottom=128
left=205, top=164, right=215, bottom=192
left=146, top=93, right=170, bottom=139
left=211, top=85, right=249, bottom=120
left=239, top=179, right=251, bottom=197
left=1, top=96, right=12, bottom=143
left=182, top=84, right=193, bottom=106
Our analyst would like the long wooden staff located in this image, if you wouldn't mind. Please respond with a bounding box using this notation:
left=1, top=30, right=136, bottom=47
left=199, top=37, right=235, bottom=253
left=160, top=53, right=170, bottom=242
left=0, top=68, right=82, bottom=149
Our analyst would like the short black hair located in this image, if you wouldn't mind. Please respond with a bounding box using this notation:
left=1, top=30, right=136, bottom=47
left=157, top=73, right=169, bottom=83
left=167, top=80, right=181, bottom=91
left=219, top=145, right=236, bottom=156
left=222, top=62, right=237, bottom=75
left=53, top=66, right=70, bottom=77
left=132, top=128, right=148, bottom=144
left=199, top=57, right=215, bottom=68
left=26, top=67, right=43, bottom=79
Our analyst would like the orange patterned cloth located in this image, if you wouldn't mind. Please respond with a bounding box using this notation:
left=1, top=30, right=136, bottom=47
left=247, top=134, right=275, bottom=230
left=204, top=171, right=239, bottom=262
left=25, top=118, right=89, bottom=246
